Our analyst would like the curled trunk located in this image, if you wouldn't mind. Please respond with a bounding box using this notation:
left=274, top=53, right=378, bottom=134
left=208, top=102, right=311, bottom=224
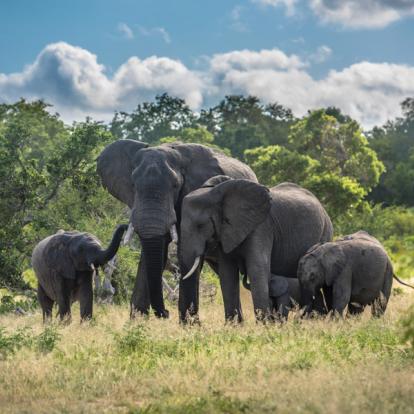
left=95, top=224, right=128, bottom=265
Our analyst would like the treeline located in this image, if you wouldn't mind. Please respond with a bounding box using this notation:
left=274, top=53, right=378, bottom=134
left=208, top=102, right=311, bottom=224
left=1, top=95, right=414, bottom=290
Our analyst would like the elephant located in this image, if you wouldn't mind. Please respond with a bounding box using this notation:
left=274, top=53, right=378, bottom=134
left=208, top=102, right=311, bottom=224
left=97, top=141, right=257, bottom=321
left=297, top=231, right=414, bottom=317
left=31, top=224, right=128, bottom=322
left=242, top=274, right=327, bottom=320
left=179, top=176, right=333, bottom=322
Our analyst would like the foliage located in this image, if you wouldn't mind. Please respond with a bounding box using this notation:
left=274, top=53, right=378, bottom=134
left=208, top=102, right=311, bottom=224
left=402, top=305, right=414, bottom=350
left=36, top=326, right=61, bottom=354
left=369, top=98, right=414, bottom=206
left=200, top=95, right=294, bottom=159
left=111, top=93, right=196, bottom=143
left=0, top=100, right=115, bottom=288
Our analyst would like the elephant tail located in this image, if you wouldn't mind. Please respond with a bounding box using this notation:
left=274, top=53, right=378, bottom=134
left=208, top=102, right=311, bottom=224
left=242, top=274, right=251, bottom=291
left=393, top=274, right=414, bottom=289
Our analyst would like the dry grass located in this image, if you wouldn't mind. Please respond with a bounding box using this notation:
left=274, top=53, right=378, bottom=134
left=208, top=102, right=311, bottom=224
left=0, top=287, right=414, bottom=414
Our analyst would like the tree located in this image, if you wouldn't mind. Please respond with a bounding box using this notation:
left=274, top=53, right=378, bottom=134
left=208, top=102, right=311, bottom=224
left=0, top=100, right=113, bottom=288
left=200, top=95, right=294, bottom=159
left=110, top=93, right=196, bottom=143
left=369, top=98, right=414, bottom=206
left=245, top=109, right=384, bottom=219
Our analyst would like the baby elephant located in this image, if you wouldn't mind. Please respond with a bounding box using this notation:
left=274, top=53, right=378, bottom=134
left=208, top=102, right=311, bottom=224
left=242, top=274, right=326, bottom=320
left=32, top=224, right=128, bottom=323
left=298, top=231, right=414, bottom=317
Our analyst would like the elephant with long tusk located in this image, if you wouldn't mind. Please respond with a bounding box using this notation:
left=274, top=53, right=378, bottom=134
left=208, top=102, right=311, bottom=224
left=97, top=141, right=257, bottom=322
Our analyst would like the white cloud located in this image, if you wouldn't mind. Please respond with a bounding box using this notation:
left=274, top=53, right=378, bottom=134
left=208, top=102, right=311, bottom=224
left=251, top=0, right=298, bottom=15
left=310, top=0, right=414, bottom=29
left=1, top=42, right=414, bottom=128
left=308, top=45, right=332, bottom=64
left=138, top=26, right=171, bottom=44
left=117, top=22, right=134, bottom=39
left=0, top=42, right=201, bottom=121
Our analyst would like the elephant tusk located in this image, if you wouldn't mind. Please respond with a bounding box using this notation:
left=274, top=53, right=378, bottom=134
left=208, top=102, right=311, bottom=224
left=123, top=223, right=134, bottom=245
left=182, top=256, right=201, bottom=280
left=170, top=224, right=178, bottom=243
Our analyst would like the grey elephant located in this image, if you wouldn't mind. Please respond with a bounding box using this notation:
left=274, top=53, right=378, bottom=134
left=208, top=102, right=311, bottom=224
left=32, top=224, right=128, bottom=322
left=298, top=231, right=414, bottom=317
left=179, top=176, right=333, bottom=322
left=242, top=274, right=327, bottom=320
left=97, top=141, right=256, bottom=321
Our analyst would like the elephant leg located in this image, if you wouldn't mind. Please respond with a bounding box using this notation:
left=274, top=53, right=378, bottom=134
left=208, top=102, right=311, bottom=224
left=56, top=278, right=74, bottom=323
left=178, top=266, right=201, bottom=324
left=245, top=263, right=271, bottom=321
left=332, top=280, right=351, bottom=318
left=312, top=289, right=328, bottom=316
left=372, top=271, right=392, bottom=318
left=347, top=302, right=365, bottom=317
left=79, top=272, right=93, bottom=321
left=218, top=254, right=242, bottom=323
left=275, top=295, right=290, bottom=322
left=322, top=285, right=333, bottom=312
left=130, top=257, right=151, bottom=318
left=37, top=284, right=54, bottom=323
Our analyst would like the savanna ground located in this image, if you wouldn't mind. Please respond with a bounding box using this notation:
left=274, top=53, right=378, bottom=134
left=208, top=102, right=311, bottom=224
left=1, top=286, right=414, bottom=414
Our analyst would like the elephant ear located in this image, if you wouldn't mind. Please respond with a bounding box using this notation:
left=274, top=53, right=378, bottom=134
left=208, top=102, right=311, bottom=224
left=97, top=139, right=148, bottom=208
left=269, top=276, right=289, bottom=298
left=201, top=175, right=232, bottom=188
left=319, top=244, right=346, bottom=286
left=214, top=179, right=271, bottom=254
left=44, top=234, right=76, bottom=280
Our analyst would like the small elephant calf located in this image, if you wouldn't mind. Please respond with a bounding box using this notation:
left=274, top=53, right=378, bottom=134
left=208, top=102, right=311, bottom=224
left=298, top=231, right=414, bottom=317
left=242, top=274, right=326, bottom=320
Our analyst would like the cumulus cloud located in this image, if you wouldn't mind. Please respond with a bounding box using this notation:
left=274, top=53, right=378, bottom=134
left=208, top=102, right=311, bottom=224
left=117, top=22, right=134, bottom=39
left=0, top=42, right=414, bottom=128
left=310, top=0, right=414, bottom=28
left=0, top=42, right=202, bottom=121
left=206, top=49, right=414, bottom=127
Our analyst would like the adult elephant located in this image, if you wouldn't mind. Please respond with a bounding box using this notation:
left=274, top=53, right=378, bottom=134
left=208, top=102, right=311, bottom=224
left=97, top=141, right=257, bottom=321
left=179, top=177, right=333, bottom=322
left=32, top=224, right=128, bottom=322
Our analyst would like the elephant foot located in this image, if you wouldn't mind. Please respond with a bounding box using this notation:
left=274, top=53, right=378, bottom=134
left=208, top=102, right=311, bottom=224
left=179, top=312, right=201, bottom=326
left=130, top=307, right=150, bottom=320
left=154, top=308, right=170, bottom=319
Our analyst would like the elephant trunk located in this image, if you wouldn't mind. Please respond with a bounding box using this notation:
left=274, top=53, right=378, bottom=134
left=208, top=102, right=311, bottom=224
left=95, top=224, right=128, bottom=265
left=140, top=236, right=169, bottom=318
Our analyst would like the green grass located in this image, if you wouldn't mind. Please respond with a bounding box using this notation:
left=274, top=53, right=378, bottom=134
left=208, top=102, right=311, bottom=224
left=0, top=287, right=413, bottom=413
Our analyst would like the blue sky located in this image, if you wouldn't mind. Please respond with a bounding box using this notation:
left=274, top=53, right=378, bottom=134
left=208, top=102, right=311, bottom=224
left=1, top=0, right=414, bottom=127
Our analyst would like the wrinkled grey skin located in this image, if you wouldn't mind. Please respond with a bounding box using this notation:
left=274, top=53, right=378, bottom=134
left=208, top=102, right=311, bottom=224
left=97, top=141, right=256, bottom=321
left=242, top=274, right=327, bottom=320
left=179, top=177, right=333, bottom=322
left=298, top=231, right=395, bottom=317
left=32, top=224, right=128, bottom=322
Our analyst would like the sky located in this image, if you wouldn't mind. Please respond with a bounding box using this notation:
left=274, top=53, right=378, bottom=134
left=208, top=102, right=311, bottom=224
left=1, top=0, right=414, bottom=128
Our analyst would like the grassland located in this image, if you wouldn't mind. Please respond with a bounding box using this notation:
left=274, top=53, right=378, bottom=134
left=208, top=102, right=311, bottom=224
left=0, top=287, right=414, bottom=414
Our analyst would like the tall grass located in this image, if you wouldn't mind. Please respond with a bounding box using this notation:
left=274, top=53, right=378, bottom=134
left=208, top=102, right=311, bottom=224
left=0, top=287, right=413, bottom=413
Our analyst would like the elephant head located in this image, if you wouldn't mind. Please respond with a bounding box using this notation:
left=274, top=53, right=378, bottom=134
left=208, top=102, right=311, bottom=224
left=297, top=242, right=344, bottom=313
left=97, top=140, right=187, bottom=316
left=44, top=224, right=128, bottom=280
left=179, top=176, right=271, bottom=278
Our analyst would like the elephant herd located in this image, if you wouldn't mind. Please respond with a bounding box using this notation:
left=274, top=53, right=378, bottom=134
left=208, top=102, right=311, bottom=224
left=32, top=141, right=413, bottom=323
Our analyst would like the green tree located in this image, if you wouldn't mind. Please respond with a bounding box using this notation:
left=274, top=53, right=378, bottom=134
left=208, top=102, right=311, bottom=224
left=245, top=109, right=384, bottom=219
left=200, top=95, right=294, bottom=159
left=369, top=98, right=414, bottom=205
left=111, top=93, right=196, bottom=143
left=0, top=101, right=113, bottom=288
